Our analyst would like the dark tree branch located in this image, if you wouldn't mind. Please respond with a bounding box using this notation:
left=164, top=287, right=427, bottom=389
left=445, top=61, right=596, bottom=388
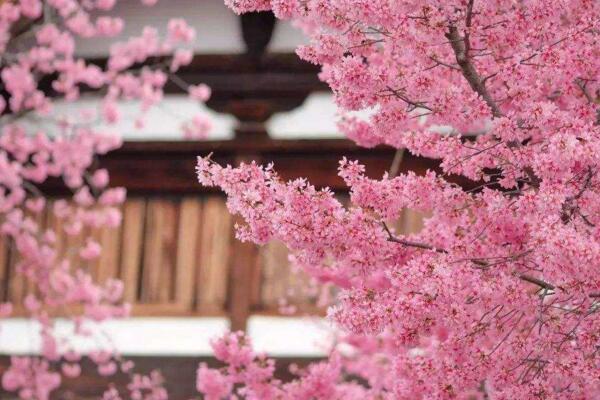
left=519, top=274, right=555, bottom=291
left=561, top=167, right=596, bottom=224
left=446, top=7, right=503, bottom=119
left=382, top=222, right=446, bottom=253
left=575, top=78, right=600, bottom=125
left=382, top=222, right=555, bottom=290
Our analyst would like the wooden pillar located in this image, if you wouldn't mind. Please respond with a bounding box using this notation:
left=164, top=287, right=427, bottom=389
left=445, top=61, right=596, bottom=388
left=225, top=12, right=276, bottom=329
left=228, top=154, right=262, bottom=332
left=228, top=216, right=260, bottom=332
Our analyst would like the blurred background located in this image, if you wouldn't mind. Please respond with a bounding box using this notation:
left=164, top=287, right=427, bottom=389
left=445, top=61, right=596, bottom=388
left=0, top=1, right=430, bottom=397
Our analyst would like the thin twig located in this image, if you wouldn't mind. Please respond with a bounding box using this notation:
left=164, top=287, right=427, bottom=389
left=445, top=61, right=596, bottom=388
left=388, top=148, right=405, bottom=178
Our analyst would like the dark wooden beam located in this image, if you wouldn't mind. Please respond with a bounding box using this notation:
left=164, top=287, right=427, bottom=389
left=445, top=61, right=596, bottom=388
left=170, top=53, right=326, bottom=96
left=38, top=139, right=468, bottom=196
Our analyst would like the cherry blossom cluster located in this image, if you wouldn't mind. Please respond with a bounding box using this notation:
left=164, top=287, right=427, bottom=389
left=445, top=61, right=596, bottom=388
left=0, top=0, right=209, bottom=399
left=199, top=0, right=600, bottom=398
left=196, top=331, right=396, bottom=400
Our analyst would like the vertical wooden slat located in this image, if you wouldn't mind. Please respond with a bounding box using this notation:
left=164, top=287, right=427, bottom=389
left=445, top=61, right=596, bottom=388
left=228, top=212, right=259, bottom=331
left=174, top=197, right=201, bottom=308
left=196, top=196, right=231, bottom=314
left=260, top=241, right=313, bottom=312
left=6, top=206, right=44, bottom=302
left=7, top=242, right=25, bottom=303
left=64, top=221, right=84, bottom=271
left=250, top=249, right=263, bottom=310
left=46, top=200, right=67, bottom=261
left=0, top=231, right=8, bottom=302
left=95, top=213, right=122, bottom=285
left=141, top=199, right=164, bottom=302
left=249, top=201, right=266, bottom=311
left=25, top=208, right=46, bottom=298
left=260, top=241, right=289, bottom=310
left=287, top=260, right=312, bottom=310
left=120, top=199, right=146, bottom=303
left=159, top=200, right=178, bottom=303
left=141, top=199, right=178, bottom=303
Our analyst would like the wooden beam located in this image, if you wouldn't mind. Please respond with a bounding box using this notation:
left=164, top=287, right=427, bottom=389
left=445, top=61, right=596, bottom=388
left=38, top=139, right=465, bottom=196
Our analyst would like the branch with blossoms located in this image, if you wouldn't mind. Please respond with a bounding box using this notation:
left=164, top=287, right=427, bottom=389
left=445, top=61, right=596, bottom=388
left=198, top=1, right=600, bottom=398
left=0, top=1, right=213, bottom=399
left=382, top=221, right=555, bottom=291
left=194, top=331, right=396, bottom=400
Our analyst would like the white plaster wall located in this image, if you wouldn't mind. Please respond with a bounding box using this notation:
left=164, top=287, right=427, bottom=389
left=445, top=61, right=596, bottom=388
left=0, top=316, right=333, bottom=356
left=46, top=93, right=344, bottom=140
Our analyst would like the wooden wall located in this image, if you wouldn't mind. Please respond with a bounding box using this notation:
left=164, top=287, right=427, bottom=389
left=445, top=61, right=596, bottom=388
left=1, top=195, right=428, bottom=321
left=0, top=196, right=318, bottom=317
left=0, top=139, right=462, bottom=330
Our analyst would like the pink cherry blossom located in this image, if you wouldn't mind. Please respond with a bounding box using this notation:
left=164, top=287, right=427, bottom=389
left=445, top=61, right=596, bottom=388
left=79, top=239, right=102, bottom=260
left=91, top=169, right=110, bottom=189
left=61, top=363, right=81, bottom=378
left=170, top=48, right=193, bottom=72
left=188, top=84, right=211, bottom=102
left=197, top=1, right=600, bottom=398
left=96, top=16, right=124, bottom=37
left=167, top=18, right=196, bottom=44
left=182, top=114, right=212, bottom=140
left=196, top=364, right=233, bottom=400
left=2, top=357, right=61, bottom=400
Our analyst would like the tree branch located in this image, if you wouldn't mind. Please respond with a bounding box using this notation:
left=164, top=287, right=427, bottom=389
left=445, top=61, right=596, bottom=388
left=561, top=167, right=596, bottom=224
left=388, top=148, right=405, bottom=178
left=575, top=78, right=600, bottom=125
left=382, top=222, right=446, bottom=253
left=519, top=274, right=555, bottom=291
left=382, top=222, right=555, bottom=291
left=446, top=25, right=503, bottom=118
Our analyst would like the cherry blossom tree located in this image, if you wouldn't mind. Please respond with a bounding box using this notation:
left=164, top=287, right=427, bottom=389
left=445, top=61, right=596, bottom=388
left=197, top=1, right=600, bottom=398
left=0, top=1, right=208, bottom=399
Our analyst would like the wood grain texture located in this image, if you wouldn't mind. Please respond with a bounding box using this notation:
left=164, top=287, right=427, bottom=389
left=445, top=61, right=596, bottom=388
left=7, top=244, right=25, bottom=303
left=260, top=240, right=290, bottom=310
left=228, top=214, right=259, bottom=331
left=0, top=231, right=7, bottom=302
left=174, top=197, right=201, bottom=308
left=160, top=200, right=178, bottom=303
left=120, top=199, right=146, bottom=303
left=196, top=196, right=231, bottom=314
left=141, top=199, right=178, bottom=303
left=94, top=217, right=122, bottom=286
